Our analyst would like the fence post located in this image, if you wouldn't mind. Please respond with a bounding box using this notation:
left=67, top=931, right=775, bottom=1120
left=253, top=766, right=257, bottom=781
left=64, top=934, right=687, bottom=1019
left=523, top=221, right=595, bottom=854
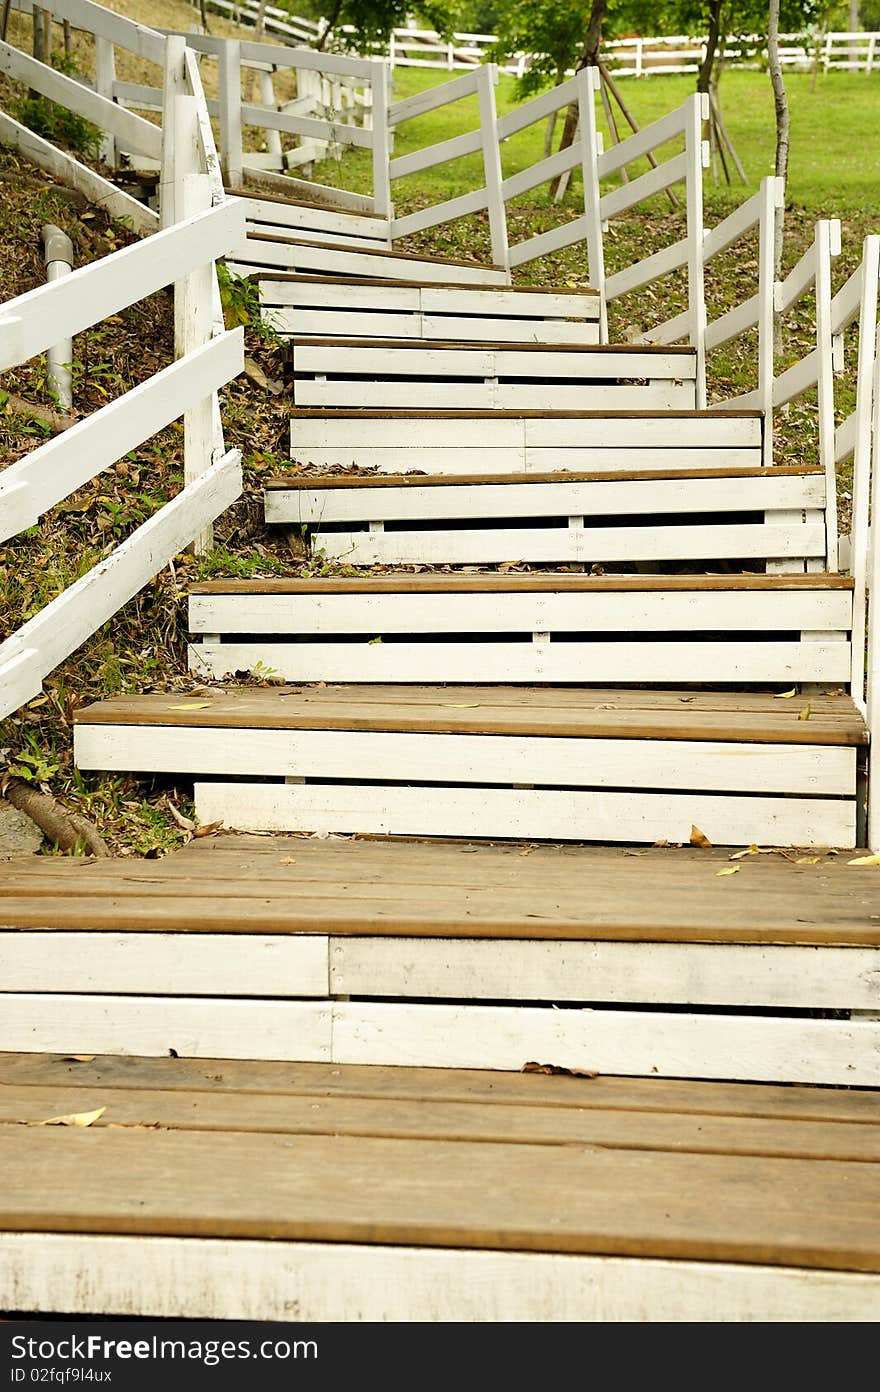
left=578, top=67, right=607, bottom=341
left=815, top=218, right=842, bottom=572
left=758, top=175, right=784, bottom=465
left=259, top=69, right=283, bottom=163
left=868, top=325, right=880, bottom=849
left=94, top=36, right=116, bottom=168
left=685, top=91, right=708, bottom=409
left=160, top=34, right=187, bottom=229
left=370, top=59, right=392, bottom=218
left=218, top=38, right=243, bottom=189
left=477, top=62, right=509, bottom=275
left=849, top=238, right=880, bottom=714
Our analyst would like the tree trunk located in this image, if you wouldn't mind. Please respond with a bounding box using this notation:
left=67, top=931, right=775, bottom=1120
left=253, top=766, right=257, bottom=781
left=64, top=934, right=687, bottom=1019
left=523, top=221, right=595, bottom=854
left=850, top=0, right=860, bottom=69
left=549, top=0, right=607, bottom=198
left=768, top=0, right=789, bottom=349
left=315, top=0, right=343, bottom=52
left=696, top=0, right=723, bottom=94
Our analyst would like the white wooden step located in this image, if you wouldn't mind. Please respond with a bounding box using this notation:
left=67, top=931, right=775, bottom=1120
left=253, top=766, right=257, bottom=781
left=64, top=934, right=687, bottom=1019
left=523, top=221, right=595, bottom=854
left=264, top=464, right=829, bottom=569
left=261, top=275, right=600, bottom=344
left=187, top=573, right=853, bottom=686
left=289, top=410, right=764, bottom=474
left=227, top=239, right=508, bottom=286
left=235, top=190, right=391, bottom=248
left=288, top=339, right=697, bottom=410
left=74, top=686, right=866, bottom=849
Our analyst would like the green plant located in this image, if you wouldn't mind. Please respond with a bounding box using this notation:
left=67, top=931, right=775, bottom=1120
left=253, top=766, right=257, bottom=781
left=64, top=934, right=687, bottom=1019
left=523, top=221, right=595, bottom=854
left=11, top=93, right=102, bottom=160
left=217, top=265, right=279, bottom=341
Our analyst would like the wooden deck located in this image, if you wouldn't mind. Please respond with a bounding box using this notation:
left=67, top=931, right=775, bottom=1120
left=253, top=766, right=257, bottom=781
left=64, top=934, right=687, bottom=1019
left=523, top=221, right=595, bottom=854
left=1, top=1052, right=878, bottom=1320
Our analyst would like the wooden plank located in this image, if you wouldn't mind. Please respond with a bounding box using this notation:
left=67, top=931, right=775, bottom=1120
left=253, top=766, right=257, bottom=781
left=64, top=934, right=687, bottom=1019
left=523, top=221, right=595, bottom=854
left=72, top=725, right=857, bottom=796
left=3, top=1083, right=879, bottom=1161
left=193, top=782, right=857, bottom=849
left=233, top=240, right=506, bottom=285
left=242, top=197, right=389, bottom=242
left=291, top=340, right=694, bottom=373
left=331, top=938, right=880, bottom=1010
left=189, top=574, right=853, bottom=596
left=3, top=1234, right=878, bottom=1321
left=4, top=1051, right=877, bottom=1123
left=188, top=640, right=852, bottom=687
left=0, top=933, right=328, bottom=996
left=296, top=382, right=696, bottom=410
left=0, top=996, right=331, bottom=1060
left=2, top=1120, right=879, bottom=1263
left=73, top=686, right=867, bottom=746
left=188, top=585, right=852, bottom=634
left=314, top=522, right=825, bottom=566
left=334, top=1002, right=879, bottom=1087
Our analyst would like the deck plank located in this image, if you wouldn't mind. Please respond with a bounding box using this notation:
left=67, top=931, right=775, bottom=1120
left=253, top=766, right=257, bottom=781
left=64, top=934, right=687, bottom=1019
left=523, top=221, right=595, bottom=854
left=1, top=1125, right=878, bottom=1271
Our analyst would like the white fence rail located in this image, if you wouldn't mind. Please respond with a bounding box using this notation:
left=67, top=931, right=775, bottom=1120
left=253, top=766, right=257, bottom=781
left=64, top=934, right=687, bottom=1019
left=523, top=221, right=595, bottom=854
left=0, top=27, right=246, bottom=723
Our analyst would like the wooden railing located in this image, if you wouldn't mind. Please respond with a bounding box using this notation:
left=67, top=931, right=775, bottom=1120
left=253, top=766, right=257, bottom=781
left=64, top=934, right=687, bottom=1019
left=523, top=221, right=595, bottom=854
left=0, top=27, right=246, bottom=721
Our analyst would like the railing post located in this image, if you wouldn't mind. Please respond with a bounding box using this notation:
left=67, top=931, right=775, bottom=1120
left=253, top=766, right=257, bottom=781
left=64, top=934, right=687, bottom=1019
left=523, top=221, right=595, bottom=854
left=259, top=69, right=282, bottom=163
left=685, top=91, right=708, bottom=409
left=94, top=36, right=116, bottom=168
left=160, top=34, right=187, bottom=229
left=758, top=175, right=785, bottom=465
left=815, top=218, right=842, bottom=572
left=370, top=58, right=392, bottom=219
left=849, top=238, right=880, bottom=714
left=578, top=67, right=607, bottom=340
left=868, top=325, right=880, bottom=849
left=477, top=62, right=509, bottom=276
left=218, top=38, right=243, bottom=190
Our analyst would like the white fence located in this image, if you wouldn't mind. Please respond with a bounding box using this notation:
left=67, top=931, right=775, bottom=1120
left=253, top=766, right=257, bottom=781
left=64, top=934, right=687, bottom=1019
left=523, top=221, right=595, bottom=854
left=0, top=25, right=246, bottom=721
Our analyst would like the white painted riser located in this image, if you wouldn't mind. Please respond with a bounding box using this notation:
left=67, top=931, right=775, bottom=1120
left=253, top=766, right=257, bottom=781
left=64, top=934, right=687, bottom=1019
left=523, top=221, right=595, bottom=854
left=188, top=588, right=854, bottom=636
left=313, top=522, right=825, bottom=566
left=241, top=198, right=392, bottom=241
left=6, top=1234, right=878, bottom=1322
left=192, top=783, right=857, bottom=849
left=295, top=383, right=697, bottom=410
left=227, top=243, right=508, bottom=284
left=3, top=933, right=876, bottom=1009
left=73, top=723, right=857, bottom=796
left=290, top=417, right=763, bottom=450
left=287, top=446, right=764, bottom=474
left=270, top=309, right=602, bottom=343
left=262, top=281, right=600, bottom=318
left=0, top=995, right=876, bottom=1085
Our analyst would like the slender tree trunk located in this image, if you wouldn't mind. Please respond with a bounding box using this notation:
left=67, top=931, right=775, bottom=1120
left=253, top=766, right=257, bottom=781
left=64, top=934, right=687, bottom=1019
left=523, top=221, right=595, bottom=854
left=768, top=0, right=789, bottom=350
left=315, top=0, right=343, bottom=51
left=850, top=0, right=860, bottom=69
left=696, top=0, right=723, bottom=93
left=549, top=0, right=607, bottom=198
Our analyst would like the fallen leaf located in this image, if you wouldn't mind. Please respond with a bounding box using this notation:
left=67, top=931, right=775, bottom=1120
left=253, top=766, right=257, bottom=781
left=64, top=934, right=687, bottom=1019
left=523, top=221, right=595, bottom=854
left=33, top=1106, right=106, bottom=1128
left=63, top=1055, right=96, bottom=1063
left=166, top=802, right=196, bottom=832
left=848, top=853, right=880, bottom=866
left=442, top=703, right=480, bottom=708
left=243, top=357, right=283, bottom=395
left=796, top=856, right=822, bottom=865
left=775, top=688, right=797, bottom=699
left=798, top=704, right=812, bottom=721
left=193, top=819, right=223, bottom=838
left=279, top=856, right=297, bottom=864
left=521, top=1062, right=599, bottom=1077
left=678, top=696, right=695, bottom=703
left=715, top=866, right=740, bottom=877
left=690, top=825, right=712, bottom=848
left=166, top=701, right=214, bottom=711
left=729, top=845, right=759, bottom=860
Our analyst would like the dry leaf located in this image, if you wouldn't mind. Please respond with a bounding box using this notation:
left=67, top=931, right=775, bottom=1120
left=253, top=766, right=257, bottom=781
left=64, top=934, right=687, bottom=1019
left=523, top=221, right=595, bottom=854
left=775, top=688, right=797, bottom=699
left=442, top=703, right=480, bottom=709
left=796, top=856, right=822, bottom=865
left=193, top=819, right=223, bottom=838
left=63, top=1055, right=96, bottom=1063
left=848, top=853, right=880, bottom=866
left=166, top=802, right=195, bottom=832
left=521, top=1062, right=599, bottom=1077
left=690, top=825, right=712, bottom=848
left=715, top=866, right=740, bottom=877
left=166, top=701, right=214, bottom=711
left=279, top=856, right=297, bottom=865
left=33, top=1106, right=106, bottom=1128
left=798, top=704, right=812, bottom=721
left=729, top=845, right=759, bottom=860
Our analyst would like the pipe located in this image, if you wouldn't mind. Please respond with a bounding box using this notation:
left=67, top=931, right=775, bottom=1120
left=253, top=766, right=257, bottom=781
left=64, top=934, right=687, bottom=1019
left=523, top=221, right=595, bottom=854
left=41, top=224, right=74, bottom=412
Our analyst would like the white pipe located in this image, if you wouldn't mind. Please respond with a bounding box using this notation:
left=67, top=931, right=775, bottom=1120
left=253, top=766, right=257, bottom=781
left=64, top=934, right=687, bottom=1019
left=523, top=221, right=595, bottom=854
left=41, top=223, right=74, bottom=411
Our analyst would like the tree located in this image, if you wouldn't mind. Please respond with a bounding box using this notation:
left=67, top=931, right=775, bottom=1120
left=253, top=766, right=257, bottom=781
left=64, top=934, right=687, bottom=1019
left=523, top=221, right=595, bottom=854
left=315, top=0, right=465, bottom=51
left=767, top=0, right=789, bottom=312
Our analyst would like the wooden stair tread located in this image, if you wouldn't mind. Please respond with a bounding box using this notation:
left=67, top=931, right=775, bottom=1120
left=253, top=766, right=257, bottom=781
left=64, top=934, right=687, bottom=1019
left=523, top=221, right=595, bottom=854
left=74, top=685, right=868, bottom=746
left=289, top=407, right=764, bottom=420
left=0, top=834, right=877, bottom=944
left=229, top=187, right=390, bottom=220
left=246, top=231, right=505, bottom=271
left=190, top=574, right=854, bottom=594
left=288, top=336, right=694, bottom=355
left=266, top=464, right=822, bottom=490
left=1, top=1051, right=879, bottom=1269
left=264, top=272, right=600, bottom=295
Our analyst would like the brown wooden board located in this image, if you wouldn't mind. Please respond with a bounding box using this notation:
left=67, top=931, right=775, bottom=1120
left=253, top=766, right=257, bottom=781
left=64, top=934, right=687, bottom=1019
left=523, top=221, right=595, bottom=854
left=72, top=686, right=869, bottom=747
left=287, top=407, right=763, bottom=420
left=3, top=1052, right=878, bottom=1124
left=1, top=1125, right=878, bottom=1270
left=288, top=336, right=695, bottom=355
left=246, top=231, right=504, bottom=270
left=189, top=574, right=855, bottom=595
left=0, top=836, right=878, bottom=944
left=261, top=272, right=600, bottom=295
left=264, top=464, right=822, bottom=490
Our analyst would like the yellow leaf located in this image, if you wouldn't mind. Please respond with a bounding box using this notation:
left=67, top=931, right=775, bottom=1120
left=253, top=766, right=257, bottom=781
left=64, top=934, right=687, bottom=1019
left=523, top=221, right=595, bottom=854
left=34, top=1106, right=106, bottom=1128
left=442, top=703, right=481, bottom=709
left=690, top=825, right=712, bottom=848
left=279, top=856, right=297, bottom=865
left=796, top=856, right=822, bottom=865
left=63, top=1055, right=96, bottom=1063
left=166, top=701, right=214, bottom=711
left=715, top=866, right=740, bottom=877
left=798, top=704, right=812, bottom=721
left=774, top=688, right=797, bottom=699
left=729, top=845, right=759, bottom=860
left=848, top=853, right=880, bottom=866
